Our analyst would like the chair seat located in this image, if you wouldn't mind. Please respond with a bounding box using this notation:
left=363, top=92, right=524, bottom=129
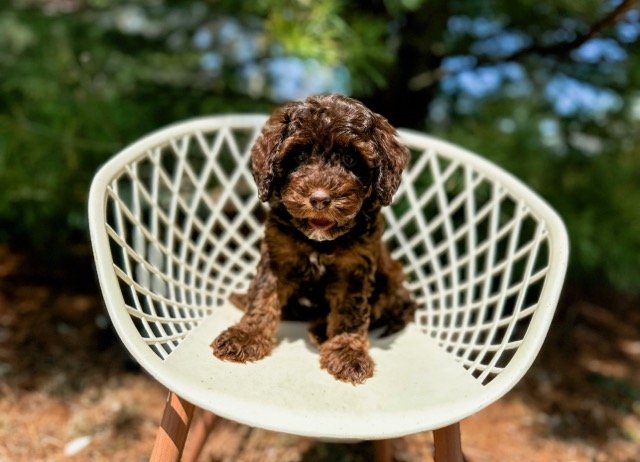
left=159, top=302, right=486, bottom=440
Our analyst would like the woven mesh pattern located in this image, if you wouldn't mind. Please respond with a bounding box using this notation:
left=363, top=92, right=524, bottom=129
left=384, top=144, right=550, bottom=384
left=105, top=125, right=265, bottom=359
left=104, top=120, right=551, bottom=385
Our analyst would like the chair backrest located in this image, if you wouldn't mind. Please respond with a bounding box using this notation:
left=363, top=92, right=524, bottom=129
left=384, top=130, right=567, bottom=386
left=89, top=115, right=568, bottom=390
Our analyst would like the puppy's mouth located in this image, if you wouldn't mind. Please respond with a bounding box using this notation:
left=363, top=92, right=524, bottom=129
left=308, top=218, right=335, bottom=230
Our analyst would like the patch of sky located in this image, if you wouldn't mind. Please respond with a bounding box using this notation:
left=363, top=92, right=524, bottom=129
left=193, top=27, right=213, bottom=50
left=441, top=55, right=477, bottom=73
left=542, top=27, right=577, bottom=45
left=544, top=74, right=622, bottom=117
left=629, top=93, right=640, bottom=120
left=217, top=18, right=243, bottom=45
left=240, top=62, right=266, bottom=97
left=200, top=52, right=222, bottom=76
left=455, top=96, right=476, bottom=115
left=568, top=131, right=604, bottom=156
left=440, top=62, right=526, bottom=98
left=428, top=97, right=449, bottom=123
left=266, top=57, right=351, bottom=102
left=616, top=8, right=640, bottom=43
left=231, top=36, right=258, bottom=64
left=114, top=5, right=146, bottom=34
left=458, top=68, right=501, bottom=97
left=114, top=5, right=160, bottom=37
left=447, top=16, right=504, bottom=38
left=538, top=118, right=563, bottom=149
left=209, top=18, right=261, bottom=64
left=470, top=31, right=531, bottom=58
left=497, top=117, right=516, bottom=134
left=571, top=38, right=628, bottom=63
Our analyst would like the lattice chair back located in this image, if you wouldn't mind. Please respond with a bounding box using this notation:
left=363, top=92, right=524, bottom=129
left=89, top=115, right=568, bottom=439
left=93, top=117, right=268, bottom=359
left=385, top=130, right=567, bottom=387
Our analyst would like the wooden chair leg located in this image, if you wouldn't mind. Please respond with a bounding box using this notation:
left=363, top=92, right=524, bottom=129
left=433, top=422, right=464, bottom=462
left=150, top=392, right=195, bottom=462
left=182, top=409, right=218, bottom=462
left=373, top=438, right=393, bottom=462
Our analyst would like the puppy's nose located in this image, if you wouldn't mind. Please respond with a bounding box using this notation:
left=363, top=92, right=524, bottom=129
left=310, top=190, right=331, bottom=210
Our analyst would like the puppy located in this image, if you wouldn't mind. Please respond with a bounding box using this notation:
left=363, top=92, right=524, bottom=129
left=211, top=94, right=415, bottom=384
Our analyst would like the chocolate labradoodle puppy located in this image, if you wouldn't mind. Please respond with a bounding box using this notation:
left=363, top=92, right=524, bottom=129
left=211, top=94, right=416, bottom=384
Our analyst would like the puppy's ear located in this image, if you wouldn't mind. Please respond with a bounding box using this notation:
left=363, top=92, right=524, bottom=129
left=251, top=106, right=292, bottom=202
left=372, top=114, right=409, bottom=206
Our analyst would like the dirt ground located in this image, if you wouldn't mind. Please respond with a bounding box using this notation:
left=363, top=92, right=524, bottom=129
left=0, top=246, right=639, bottom=461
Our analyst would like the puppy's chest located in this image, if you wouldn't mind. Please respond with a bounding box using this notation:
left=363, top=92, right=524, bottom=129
left=283, top=247, right=369, bottom=283
left=281, top=250, right=334, bottom=281
left=266, top=223, right=376, bottom=282
left=303, top=251, right=332, bottom=279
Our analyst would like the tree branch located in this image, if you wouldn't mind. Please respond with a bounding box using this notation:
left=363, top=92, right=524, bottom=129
left=496, top=0, right=638, bottom=62
left=409, top=0, right=638, bottom=90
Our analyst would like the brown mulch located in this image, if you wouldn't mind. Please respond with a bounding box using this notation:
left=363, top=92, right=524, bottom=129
left=0, top=246, right=639, bottom=461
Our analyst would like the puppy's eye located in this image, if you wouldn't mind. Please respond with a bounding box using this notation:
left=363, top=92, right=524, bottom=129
left=341, top=152, right=357, bottom=168
left=293, top=150, right=308, bottom=163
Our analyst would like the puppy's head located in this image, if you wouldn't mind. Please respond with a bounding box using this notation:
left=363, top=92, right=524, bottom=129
left=251, top=94, right=408, bottom=241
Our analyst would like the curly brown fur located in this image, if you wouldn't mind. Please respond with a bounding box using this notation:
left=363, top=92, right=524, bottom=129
left=211, top=94, right=416, bottom=384
left=319, top=333, right=375, bottom=385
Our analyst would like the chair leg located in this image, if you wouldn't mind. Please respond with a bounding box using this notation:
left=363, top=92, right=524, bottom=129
left=433, top=422, right=464, bottom=462
left=150, top=392, right=196, bottom=462
left=182, top=409, right=218, bottom=462
left=373, top=438, right=393, bottom=462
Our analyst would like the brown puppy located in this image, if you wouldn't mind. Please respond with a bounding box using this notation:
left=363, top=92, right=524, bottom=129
left=211, top=94, right=415, bottom=384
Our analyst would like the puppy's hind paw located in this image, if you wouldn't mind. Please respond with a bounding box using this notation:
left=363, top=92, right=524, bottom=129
left=211, top=326, right=274, bottom=363
left=319, top=333, right=375, bottom=385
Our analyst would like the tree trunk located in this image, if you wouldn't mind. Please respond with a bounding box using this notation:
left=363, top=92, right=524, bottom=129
left=362, top=1, right=451, bottom=129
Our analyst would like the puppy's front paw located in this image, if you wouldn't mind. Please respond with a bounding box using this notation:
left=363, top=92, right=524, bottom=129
left=319, top=333, right=374, bottom=385
left=211, top=326, right=274, bottom=363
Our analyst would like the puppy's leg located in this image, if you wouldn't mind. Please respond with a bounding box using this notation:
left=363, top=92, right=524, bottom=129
left=228, top=292, right=248, bottom=312
left=370, top=246, right=417, bottom=337
left=372, top=286, right=417, bottom=338
left=211, top=256, right=282, bottom=363
left=307, top=318, right=328, bottom=347
left=319, top=276, right=375, bottom=384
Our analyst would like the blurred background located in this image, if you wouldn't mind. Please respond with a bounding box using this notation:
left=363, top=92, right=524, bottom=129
left=0, top=0, right=639, bottom=460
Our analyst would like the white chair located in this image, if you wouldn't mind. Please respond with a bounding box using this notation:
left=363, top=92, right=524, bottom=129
left=88, top=114, right=568, bottom=461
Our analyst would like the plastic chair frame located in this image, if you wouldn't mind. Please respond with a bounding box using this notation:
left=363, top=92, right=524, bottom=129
left=88, top=115, right=569, bottom=461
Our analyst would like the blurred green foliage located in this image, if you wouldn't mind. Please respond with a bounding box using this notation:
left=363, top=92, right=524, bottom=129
left=0, top=0, right=638, bottom=292
left=0, top=3, right=272, bottom=252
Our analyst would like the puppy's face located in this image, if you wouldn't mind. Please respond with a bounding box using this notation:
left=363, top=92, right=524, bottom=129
left=251, top=94, right=409, bottom=241
left=279, top=142, right=372, bottom=241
